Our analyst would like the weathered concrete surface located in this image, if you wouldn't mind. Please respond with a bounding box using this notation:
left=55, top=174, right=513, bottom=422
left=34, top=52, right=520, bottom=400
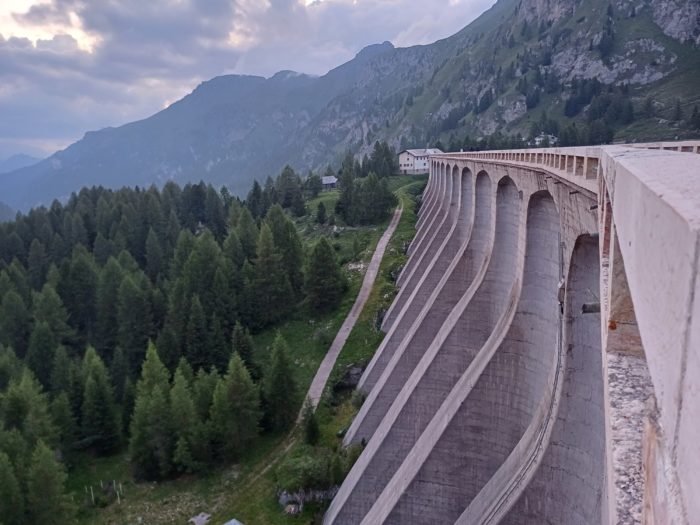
left=327, top=176, right=520, bottom=524
left=498, top=235, right=606, bottom=525
left=364, top=191, right=561, bottom=525
left=325, top=142, right=700, bottom=525
left=357, top=169, right=480, bottom=395
left=385, top=166, right=461, bottom=327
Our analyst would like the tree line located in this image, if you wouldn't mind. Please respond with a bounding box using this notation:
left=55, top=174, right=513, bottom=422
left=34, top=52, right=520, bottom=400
left=0, top=169, right=357, bottom=521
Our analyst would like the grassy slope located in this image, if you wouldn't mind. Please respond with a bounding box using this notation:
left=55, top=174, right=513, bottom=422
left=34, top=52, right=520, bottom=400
left=67, top=174, right=426, bottom=525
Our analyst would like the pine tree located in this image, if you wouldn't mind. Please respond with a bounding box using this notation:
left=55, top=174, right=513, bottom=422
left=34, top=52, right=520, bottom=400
left=145, top=227, right=164, bottom=282
left=305, top=171, right=323, bottom=198
left=673, top=99, right=683, bottom=122
left=208, top=314, right=229, bottom=373
left=265, top=205, right=305, bottom=296
left=193, top=367, right=218, bottom=420
left=3, top=369, right=57, bottom=448
left=117, top=274, right=153, bottom=373
left=51, top=393, right=76, bottom=454
left=236, top=207, right=259, bottom=261
left=209, top=353, right=261, bottom=461
left=0, top=452, right=23, bottom=525
left=26, top=440, right=73, bottom=524
left=81, top=347, right=122, bottom=453
left=129, top=344, right=173, bottom=480
left=170, top=369, right=200, bottom=472
left=50, top=346, right=72, bottom=396
left=306, top=237, right=347, bottom=313
left=232, top=322, right=259, bottom=380
left=302, top=399, right=319, bottom=446
left=691, top=105, right=700, bottom=130
left=61, top=246, right=98, bottom=342
left=33, top=283, right=74, bottom=347
left=185, top=295, right=209, bottom=370
left=316, top=202, right=327, bottom=224
left=0, top=290, right=30, bottom=357
left=26, top=321, right=58, bottom=389
left=95, top=258, right=124, bottom=357
left=27, top=239, right=48, bottom=290
left=251, top=224, right=293, bottom=328
left=264, top=333, right=297, bottom=432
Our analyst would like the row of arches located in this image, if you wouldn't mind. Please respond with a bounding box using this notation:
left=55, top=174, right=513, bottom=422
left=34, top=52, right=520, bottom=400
left=326, top=161, right=606, bottom=524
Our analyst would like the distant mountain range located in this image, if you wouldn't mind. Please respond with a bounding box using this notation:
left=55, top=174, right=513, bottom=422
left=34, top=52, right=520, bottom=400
left=2, top=0, right=699, bottom=211
left=0, top=154, right=41, bottom=174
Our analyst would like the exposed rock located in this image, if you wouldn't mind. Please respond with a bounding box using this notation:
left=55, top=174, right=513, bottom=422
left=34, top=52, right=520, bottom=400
left=652, top=0, right=700, bottom=45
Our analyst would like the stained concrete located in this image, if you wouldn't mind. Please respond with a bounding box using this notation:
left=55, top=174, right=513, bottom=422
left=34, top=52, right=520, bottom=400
left=327, top=177, right=519, bottom=524
left=326, top=142, right=700, bottom=525
left=357, top=169, right=482, bottom=396
left=499, top=235, right=606, bottom=525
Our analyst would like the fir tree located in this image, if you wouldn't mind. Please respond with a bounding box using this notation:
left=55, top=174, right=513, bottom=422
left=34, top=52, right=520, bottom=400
left=306, top=237, right=347, bottom=313
left=265, top=205, right=305, bottom=296
left=232, top=322, right=259, bottom=380
left=26, top=321, right=57, bottom=389
left=193, top=367, right=218, bottom=420
left=50, top=346, right=72, bottom=396
left=209, top=353, right=260, bottom=461
left=185, top=295, right=209, bottom=370
left=0, top=451, right=23, bottom=525
left=236, top=207, right=259, bottom=261
left=169, top=369, right=200, bottom=473
left=3, top=370, right=57, bottom=448
left=81, top=347, right=122, bottom=453
left=129, top=344, right=173, bottom=480
left=302, top=399, right=319, bottom=446
left=117, top=274, right=153, bottom=373
left=51, top=393, right=76, bottom=454
left=95, top=258, right=124, bottom=357
left=33, top=283, right=74, bottom=347
left=208, top=314, right=229, bottom=373
left=264, top=333, right=297, bottom=432
left=251, top=224, right=293, bottom=328
left=27, top=239, right=48, bottom=290
left=316, top=202, right=327, bottom=224
left=0, top=290, right=30, bottom=357
left=145, top=227, right=164, bottom=282
left=26, top=440, right=73, bottom=524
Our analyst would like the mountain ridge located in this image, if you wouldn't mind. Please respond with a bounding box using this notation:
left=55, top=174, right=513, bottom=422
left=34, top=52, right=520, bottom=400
left=2, top=0, right=699, bottom=210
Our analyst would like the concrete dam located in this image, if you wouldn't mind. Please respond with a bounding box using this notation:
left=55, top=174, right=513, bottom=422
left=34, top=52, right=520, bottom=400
left=325, top=142, right=700, bottom=524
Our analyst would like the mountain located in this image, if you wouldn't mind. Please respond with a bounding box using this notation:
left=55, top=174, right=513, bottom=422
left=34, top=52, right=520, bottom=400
left=2, top=0, right=699, bottom=210
left=0, top=201, right=15, bottom=222
left=0, top=154, right=41, bottom=173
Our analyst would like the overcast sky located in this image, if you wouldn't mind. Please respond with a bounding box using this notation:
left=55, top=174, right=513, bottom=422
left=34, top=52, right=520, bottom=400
left=0, top=0, right=495, bottom=160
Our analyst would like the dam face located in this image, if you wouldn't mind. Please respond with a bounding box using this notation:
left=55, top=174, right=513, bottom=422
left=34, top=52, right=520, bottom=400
left=326, top=142, right=700, bottom=525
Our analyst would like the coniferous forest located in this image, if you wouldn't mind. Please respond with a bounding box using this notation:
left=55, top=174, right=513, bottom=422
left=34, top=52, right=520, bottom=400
left=0, top=150, right=398, bottom=522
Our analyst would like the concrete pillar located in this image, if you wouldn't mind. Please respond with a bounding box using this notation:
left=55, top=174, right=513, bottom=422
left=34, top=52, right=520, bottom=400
left=328, top=177, right=520, bottom=524
left=498, top=234, right=606, bottom=525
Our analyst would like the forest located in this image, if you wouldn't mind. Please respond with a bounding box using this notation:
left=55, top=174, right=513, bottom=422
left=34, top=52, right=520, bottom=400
left=0, top=144, right=398, bottom=523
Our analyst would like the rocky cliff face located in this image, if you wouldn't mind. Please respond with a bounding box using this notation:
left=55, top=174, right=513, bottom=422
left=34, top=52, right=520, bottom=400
left=652, top=0, right=700, bottom=45
left=2, top=0, right=699, bottom=210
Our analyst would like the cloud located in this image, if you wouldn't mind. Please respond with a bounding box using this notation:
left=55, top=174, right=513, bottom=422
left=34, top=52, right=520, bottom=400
left=0, top=0, right=495, bottom=159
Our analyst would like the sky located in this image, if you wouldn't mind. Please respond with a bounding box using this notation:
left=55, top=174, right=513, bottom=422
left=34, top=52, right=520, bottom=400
left=0, top=0, right=495, bottom=160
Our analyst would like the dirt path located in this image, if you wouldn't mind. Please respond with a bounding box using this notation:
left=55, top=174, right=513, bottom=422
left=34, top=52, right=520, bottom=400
left=300, top=204, right=404, bottom=418
left=250, top=204, right=403, bottom=485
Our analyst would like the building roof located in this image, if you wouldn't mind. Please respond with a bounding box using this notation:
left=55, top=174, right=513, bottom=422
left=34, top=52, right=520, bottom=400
left=400, top=148, right=443, bottom=157
left=322, top=175, right=338, bottom=184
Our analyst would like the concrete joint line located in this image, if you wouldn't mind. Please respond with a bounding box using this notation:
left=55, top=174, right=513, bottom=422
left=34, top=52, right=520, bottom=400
left=360, top=274, right=524, bottom=525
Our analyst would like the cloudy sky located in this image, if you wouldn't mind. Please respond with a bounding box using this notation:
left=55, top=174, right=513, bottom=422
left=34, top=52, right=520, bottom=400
left=0, top=0, right=494, bottom=160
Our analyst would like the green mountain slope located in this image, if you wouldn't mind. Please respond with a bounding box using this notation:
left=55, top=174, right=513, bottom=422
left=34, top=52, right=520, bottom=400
left=2, top=0, right=698, bottom=210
